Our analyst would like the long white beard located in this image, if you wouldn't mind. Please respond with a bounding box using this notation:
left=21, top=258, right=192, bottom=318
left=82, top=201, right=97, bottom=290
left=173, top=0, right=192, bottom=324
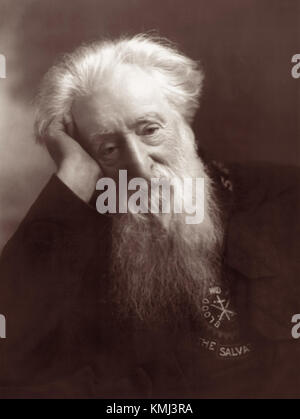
left=110, top=159, right=224, bottom=324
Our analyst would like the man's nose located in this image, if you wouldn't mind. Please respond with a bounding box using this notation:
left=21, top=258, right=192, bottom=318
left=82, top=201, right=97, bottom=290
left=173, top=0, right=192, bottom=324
left=123, top=134, right=153, bottom=179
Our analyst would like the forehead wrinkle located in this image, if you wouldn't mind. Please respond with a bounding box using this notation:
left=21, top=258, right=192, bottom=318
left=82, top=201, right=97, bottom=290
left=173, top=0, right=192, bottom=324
left=90, top=110, right=167, bottom=141
left=89, top=111, right=125, bottom=140
left=73, top=65, right=171, bottom=142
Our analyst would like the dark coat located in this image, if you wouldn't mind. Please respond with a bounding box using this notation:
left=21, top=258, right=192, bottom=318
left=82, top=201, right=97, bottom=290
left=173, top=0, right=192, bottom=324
left=0, top=162, right=299, bottom=398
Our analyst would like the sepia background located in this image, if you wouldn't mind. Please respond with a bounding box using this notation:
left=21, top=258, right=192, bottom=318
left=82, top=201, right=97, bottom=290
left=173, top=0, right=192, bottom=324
left=0, top=0, right=299, bottom=251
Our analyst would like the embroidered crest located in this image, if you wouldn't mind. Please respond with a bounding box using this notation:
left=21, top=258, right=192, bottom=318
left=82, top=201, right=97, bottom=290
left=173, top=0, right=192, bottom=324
left=200, top=286, right=239, bottom=340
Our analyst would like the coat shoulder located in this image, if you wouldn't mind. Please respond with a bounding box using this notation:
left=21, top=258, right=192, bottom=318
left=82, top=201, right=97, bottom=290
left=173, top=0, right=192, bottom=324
left=225, top=162, right=300, bottom=340
left=228, top=161, right=300, bottom=211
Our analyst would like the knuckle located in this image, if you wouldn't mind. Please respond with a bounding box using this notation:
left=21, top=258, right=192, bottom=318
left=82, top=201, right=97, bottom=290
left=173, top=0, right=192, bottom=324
left=46, top=126, right=62, bottom=143
left=46, top=129, right=55, bottom=140
left=45, top=124, right=56, bottom=139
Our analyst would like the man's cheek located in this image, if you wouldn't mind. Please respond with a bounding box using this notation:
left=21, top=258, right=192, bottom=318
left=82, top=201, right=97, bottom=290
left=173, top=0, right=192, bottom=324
left=158, top=136, right=182, bottom=167
left=150, top=144, right=175, bottom=169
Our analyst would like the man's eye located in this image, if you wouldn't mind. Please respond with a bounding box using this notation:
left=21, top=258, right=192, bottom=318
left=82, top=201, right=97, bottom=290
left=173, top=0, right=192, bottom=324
left=140, top=125, right=160, bottom=136
left=100, top=145, right=118, bottom=157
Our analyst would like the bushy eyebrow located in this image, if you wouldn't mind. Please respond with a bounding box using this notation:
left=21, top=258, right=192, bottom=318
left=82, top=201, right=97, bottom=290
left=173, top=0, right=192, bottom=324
left=89, top=112, right=166, bottom=140
left=135, top=112, right=166, bottom=124
left=90, top=129, right=114, bottom=141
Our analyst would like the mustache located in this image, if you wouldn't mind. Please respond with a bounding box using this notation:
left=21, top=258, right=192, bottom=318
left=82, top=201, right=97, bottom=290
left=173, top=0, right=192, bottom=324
left=126, top=164, right=186, bottom=216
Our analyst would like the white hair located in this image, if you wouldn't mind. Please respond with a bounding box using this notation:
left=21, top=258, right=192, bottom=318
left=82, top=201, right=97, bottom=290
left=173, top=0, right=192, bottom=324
left=34, top=34, right=204, bottom=141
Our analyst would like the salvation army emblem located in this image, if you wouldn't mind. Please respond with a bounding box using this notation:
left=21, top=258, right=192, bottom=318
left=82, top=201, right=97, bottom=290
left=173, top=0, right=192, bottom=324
left=200, top=286, right=239, bottom=340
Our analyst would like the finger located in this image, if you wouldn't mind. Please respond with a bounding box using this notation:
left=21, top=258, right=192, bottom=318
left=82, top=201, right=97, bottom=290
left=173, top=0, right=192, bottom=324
left=43, top=116, right=57, bottom=136
left=63, top=114, right=75, bottom=137
left=45, top=117, right=70, bottom=142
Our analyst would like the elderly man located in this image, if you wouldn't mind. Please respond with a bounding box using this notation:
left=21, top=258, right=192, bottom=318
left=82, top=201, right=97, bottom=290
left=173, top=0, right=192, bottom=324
left=0, top=34, right=299, bottom=398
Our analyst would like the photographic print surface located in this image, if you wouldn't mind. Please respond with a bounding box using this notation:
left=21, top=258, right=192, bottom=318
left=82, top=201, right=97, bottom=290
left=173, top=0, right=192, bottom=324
left=0, top=0, right=299, bottom=401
